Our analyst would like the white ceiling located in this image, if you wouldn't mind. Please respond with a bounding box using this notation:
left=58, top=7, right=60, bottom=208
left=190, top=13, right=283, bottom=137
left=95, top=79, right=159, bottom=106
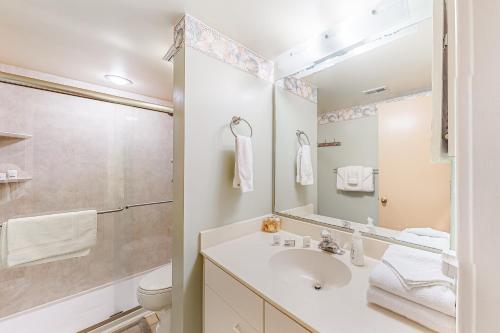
left=0, top=0, right=381, bottom=101
left=305, top=19, right=433, bottom=113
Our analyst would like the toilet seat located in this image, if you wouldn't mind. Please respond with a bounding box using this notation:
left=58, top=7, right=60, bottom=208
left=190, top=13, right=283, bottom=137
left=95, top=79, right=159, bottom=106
left=138, top=286, right=171, bottom=296
left=137, top=264, right=173, bottom=313
left=139, top=265, right=172, bottom=293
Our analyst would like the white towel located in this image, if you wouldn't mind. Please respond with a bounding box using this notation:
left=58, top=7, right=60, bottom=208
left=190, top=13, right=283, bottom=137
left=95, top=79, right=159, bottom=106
left=361, top=167, right=374, bottom=192
left=396, top=231, right=450, bottom=251
left=367, top=286, right=456, bottom=333
left=233, top=135, right=254, bottom=193
left=405, top=228, right=450, bottom=239
left=337, top=166, right=374, bottom=192
left=370, top=261, right=456, bottom=316
left=296, top=145, right=314, bottom=186
left=0, top=210, right=97, bottom=268
left=382, top=245, right=455, bottom=290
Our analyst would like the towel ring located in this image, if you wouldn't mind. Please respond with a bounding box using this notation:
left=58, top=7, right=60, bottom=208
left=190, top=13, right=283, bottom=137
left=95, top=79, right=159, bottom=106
left=230, top=116, right=253, bottom=137
left=296, top=130, right=311, bottom=146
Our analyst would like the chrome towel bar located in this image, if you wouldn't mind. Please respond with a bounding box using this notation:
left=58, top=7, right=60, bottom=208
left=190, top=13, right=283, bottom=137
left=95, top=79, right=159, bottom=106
left=333, top=168, right=379, bottom=174
left=0, top=200, right=174, bottom=226
left=98, top=199, right=174, bottom=214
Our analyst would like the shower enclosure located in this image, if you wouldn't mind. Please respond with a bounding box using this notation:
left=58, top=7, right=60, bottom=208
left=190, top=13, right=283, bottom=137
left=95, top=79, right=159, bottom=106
left=0, top=75, right=173, bottom=331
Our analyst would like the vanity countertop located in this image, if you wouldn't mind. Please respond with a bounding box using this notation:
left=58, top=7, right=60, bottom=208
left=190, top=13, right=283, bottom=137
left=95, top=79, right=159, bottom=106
left=201, top=230, right=432, bottom=333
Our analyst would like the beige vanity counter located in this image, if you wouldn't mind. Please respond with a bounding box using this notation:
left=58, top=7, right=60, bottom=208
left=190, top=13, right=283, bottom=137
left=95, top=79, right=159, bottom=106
left=200, top=218, right=433, bottom=333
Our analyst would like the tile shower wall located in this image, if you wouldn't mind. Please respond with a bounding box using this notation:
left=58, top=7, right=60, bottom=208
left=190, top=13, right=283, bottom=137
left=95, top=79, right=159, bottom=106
left=0, top=82, right=172, bottom=318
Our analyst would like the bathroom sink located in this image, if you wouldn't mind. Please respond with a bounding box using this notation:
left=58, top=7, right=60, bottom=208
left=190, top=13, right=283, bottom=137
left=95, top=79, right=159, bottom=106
left=269, top=249, right=351, bottom=291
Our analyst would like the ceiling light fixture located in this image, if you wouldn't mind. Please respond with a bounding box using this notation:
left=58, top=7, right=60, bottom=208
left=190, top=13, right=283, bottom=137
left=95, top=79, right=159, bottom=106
left=104, top=74, right=133, bottom=86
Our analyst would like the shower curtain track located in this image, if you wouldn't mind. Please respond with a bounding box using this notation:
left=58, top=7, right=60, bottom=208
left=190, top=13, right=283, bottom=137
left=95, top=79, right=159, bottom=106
left=0, top=71, right=173, bottom=115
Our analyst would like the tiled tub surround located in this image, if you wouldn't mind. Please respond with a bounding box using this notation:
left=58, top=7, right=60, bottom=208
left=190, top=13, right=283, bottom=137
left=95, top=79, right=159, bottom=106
left=0, top=82, right=173, bottom=318
left=200, top=217, right=433, bottom=332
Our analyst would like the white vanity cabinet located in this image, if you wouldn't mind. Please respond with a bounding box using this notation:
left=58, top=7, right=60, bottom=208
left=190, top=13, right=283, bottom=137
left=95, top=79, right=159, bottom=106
left=204, top=259, right=311, bottom=333
left=264, top=303, right=309, bottom=333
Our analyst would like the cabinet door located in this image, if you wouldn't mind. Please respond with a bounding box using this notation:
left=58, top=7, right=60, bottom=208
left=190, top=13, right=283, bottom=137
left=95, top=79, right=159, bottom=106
left=264, top=303, right=310, bottom=333
left=205, top=285, right=260, bottom=333
left=204, top=259, right=264, bottom=330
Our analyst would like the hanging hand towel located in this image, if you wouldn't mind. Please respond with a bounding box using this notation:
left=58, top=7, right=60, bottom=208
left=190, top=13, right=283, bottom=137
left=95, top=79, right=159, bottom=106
left=296, top=145, right=314, bottom=186
left=362, top=167, right=374, bottom=192
left=337, top=166, right=374, bottom=192
left=0, top=210, right=97, bottom=268
left=233, top=135, right=254, bottom=193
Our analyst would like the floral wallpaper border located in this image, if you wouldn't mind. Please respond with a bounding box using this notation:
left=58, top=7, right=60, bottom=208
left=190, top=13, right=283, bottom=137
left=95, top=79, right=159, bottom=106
left=275, top=77, right=318, bottom=104
left=318, top=105, right=377, bottom=124
left=168, top=15, right=274, bottom=82
left=318, top=90, right=432, bottom=124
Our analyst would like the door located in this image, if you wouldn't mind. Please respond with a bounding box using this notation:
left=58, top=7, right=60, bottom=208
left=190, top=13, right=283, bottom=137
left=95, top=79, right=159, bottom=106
left=378, top=95, right=451, bottom=231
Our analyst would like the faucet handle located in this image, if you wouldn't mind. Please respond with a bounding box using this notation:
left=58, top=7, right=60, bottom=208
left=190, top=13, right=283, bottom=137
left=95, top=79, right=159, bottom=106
left=320, top=230, right=332, bottom=241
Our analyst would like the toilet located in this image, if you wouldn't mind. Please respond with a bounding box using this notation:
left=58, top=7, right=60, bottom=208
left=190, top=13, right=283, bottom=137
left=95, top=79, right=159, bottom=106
left=137, top=264, right=172, bottom=333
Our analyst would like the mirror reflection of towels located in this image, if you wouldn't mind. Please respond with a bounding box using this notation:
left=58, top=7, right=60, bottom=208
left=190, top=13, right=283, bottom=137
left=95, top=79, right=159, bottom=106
left=296, top=145, right=314, bottom=186
left=337, top=166, right=374, bottom=192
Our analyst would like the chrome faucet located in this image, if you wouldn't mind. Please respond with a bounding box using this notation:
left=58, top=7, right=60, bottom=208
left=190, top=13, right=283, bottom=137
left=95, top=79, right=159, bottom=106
left=318, top=230, right=345, bottom=255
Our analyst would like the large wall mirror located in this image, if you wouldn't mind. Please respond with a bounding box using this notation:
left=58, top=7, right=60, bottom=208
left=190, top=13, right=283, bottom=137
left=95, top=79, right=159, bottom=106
left=273, top=0, right=454, bottom=252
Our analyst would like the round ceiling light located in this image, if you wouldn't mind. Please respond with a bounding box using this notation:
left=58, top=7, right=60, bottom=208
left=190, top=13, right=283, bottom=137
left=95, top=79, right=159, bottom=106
left=104, top=74, right=133, bottom=86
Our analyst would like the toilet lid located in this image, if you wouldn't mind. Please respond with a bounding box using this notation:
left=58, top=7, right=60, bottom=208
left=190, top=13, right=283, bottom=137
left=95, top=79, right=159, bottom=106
left=139, top=264, right=172, bottom=292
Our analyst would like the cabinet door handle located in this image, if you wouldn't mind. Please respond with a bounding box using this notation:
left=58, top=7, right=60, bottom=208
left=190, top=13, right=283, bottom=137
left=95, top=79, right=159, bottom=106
left=232, top=323, right=242, bottom=333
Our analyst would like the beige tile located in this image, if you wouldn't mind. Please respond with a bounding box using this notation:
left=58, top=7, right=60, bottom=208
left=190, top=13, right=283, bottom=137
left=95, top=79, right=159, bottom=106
left=0, top=84, right=172, bottom=318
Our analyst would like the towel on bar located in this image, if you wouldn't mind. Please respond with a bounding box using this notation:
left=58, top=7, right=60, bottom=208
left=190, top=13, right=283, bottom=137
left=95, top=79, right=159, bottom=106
left=0, top=210, right=97, bottom=268
left=381, top=245, right=455, bottom=290
left=367, top=286, right=456, bottom=333
left=396, top=229, right=450, bottom=251
left=233, top=135, right=254, bottom=193
left=296, top=145, right=314, bottom=185
left=336, top=166, right=374, bottom=192
left=370, top=259, right=456, bottom=316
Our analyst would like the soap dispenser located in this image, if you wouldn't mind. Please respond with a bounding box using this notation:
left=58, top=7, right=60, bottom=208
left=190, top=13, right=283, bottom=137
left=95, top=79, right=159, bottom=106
left=365, top=217, right=376, bottom=234
left=350, top=230, right=365, bottom=266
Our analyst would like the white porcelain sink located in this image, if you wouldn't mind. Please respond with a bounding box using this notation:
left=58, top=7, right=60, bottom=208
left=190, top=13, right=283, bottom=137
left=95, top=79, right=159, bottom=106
left=269, top=249, right=351, bottom=291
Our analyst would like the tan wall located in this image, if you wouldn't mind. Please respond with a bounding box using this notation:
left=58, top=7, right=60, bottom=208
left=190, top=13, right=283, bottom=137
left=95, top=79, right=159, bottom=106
left=0, top=82, right=172, bottom=318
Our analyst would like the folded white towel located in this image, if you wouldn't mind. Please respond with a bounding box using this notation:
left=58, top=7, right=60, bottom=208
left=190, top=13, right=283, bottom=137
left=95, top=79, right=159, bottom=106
left=296, top=145, right=314, bottom=186
left=405, top=228, right=450, bottom=239
left=337, top=166, right=374, bottom=192
left=233, top=135, right=254, bottom=193
left=396, top=231, right=450, bottom=251
left=0, top=210, right=97, bottom=268
left=361, top=167, right=374, bottom=192
left=367, top=286, right=456, bottom=333
left=370, top=261, right=456, bottom=316
left=395, top=228, right=450, bottom=250
left=382, top=245, right=455, bottom=290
